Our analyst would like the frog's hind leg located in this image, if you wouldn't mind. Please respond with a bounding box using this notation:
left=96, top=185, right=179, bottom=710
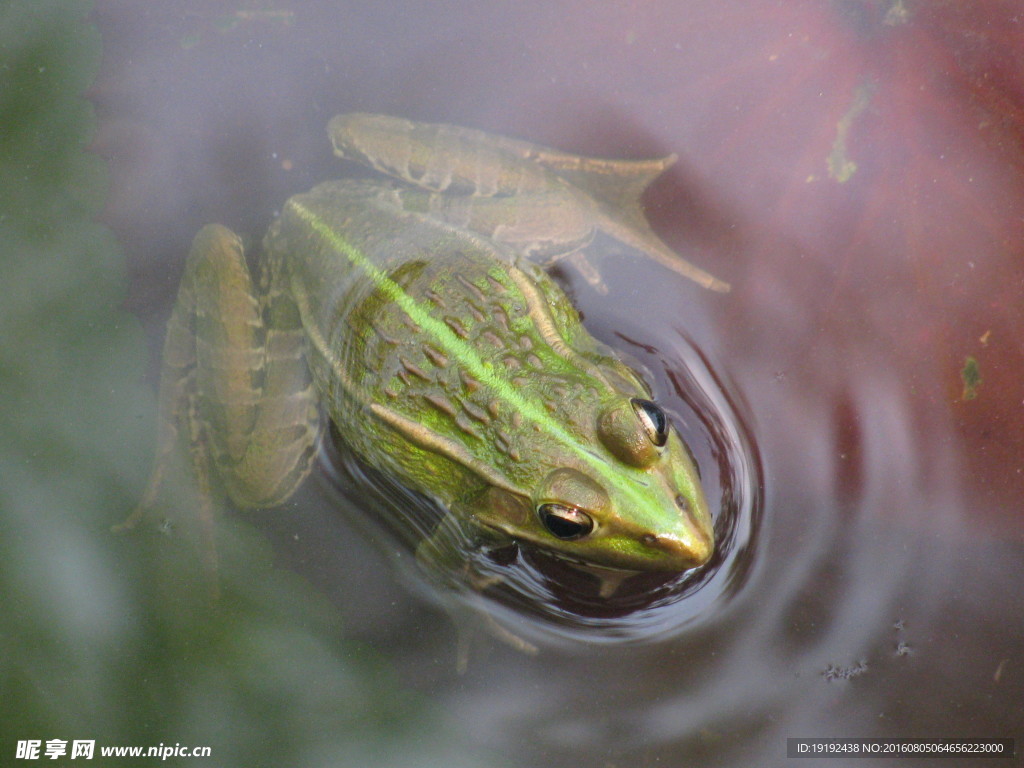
left=397, top=186, right=595, bottom=260
left=115, top=228, right=233, bottom=593
left=118, top=225, right=321, bottom=590
left=396, top=186, right=613, bottom=291
left=185, top=225, right=321, bottom=511
left=115, top=226, right=226, bottom=531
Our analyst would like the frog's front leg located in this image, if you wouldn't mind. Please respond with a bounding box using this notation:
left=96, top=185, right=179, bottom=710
left=119, top=225, right=320, bottom=579
left=416, top=512, right=538, bottom=663
left=415, top=510, right=507, bottom=592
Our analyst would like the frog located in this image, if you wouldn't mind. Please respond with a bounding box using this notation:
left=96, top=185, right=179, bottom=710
left=122, top=113, right=721, bottom=598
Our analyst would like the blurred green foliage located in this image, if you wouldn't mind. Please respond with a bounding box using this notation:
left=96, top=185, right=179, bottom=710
left=0, top=2, right=495, bottom=765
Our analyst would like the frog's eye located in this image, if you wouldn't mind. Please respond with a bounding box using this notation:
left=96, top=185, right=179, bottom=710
left=631, top=398, right=668, bottom=447
left=537, top=503, right=594, bottom=540
left=597, top=398, right=667, bottom=468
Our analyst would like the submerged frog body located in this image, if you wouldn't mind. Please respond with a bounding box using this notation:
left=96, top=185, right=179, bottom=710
left=127, top=115, right=720, bottom=592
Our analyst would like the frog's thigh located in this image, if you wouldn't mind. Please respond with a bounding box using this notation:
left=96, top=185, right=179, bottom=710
left=187, top=225, right=319, bottom=508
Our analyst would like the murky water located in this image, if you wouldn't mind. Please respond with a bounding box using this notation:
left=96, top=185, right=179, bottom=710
left=5, top=1, right=1021, bottom=766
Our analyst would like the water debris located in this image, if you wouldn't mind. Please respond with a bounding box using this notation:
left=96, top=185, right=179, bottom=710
left=960, top=355, right=982, bottom=401
left=993, top=658, right=1008, bottom=683
left=181, top=7, right=296, bottom=49
left=823, top=660, right=869, bottom=681
left=883, top=0, right=911, bottom=26
left=827, top=85, right=874, bottom=183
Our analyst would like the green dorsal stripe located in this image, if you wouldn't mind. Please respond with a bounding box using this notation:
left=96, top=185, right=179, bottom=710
left=289, top=200, right=658, bottom=512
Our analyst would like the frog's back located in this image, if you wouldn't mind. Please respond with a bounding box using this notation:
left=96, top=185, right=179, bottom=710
left=264, top=179, right=637, bottom=505
left=267, top=179, right=544, bottom=387
left=265, top=180, right=472, bottom=313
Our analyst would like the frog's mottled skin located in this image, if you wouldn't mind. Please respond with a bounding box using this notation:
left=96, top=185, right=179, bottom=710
left=126, top=115, right=718, bottom=590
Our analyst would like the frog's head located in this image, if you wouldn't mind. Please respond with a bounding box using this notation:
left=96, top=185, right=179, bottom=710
left=467, top=396, right=714, bottom=574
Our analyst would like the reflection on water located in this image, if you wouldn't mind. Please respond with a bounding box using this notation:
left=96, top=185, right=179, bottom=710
left=6, top=1, right=1022, bottom=767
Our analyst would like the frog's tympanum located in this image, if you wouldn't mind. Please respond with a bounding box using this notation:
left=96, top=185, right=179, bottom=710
left=127, top=114, right=723, bottom=595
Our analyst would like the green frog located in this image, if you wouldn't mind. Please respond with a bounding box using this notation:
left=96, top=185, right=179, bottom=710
left=125, top=114, right=721, bottom=595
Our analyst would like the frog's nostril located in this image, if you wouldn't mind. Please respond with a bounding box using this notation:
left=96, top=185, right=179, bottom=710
left=675, top=494, right=690, bottom=513
left=655, top=530, right=713, bottom=569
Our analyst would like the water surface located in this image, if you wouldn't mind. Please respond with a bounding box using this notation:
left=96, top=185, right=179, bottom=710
left=5, top=1, right=1021, bottom=766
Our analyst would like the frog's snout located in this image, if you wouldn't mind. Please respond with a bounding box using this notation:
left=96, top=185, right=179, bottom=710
left=645, top=526, right=713, bottom=570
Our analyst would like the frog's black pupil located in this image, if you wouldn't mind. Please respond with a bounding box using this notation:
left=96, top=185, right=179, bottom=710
left=538, top=503, right=593, bottom=540
left=631, top=398, right=668, bottom=446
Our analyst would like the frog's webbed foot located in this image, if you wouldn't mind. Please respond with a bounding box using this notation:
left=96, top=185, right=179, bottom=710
left=605, top=220, right=732, bottom=293
left=540, top=148, right=731, bottom=293
left=114, top=392, right=224, bottom=600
